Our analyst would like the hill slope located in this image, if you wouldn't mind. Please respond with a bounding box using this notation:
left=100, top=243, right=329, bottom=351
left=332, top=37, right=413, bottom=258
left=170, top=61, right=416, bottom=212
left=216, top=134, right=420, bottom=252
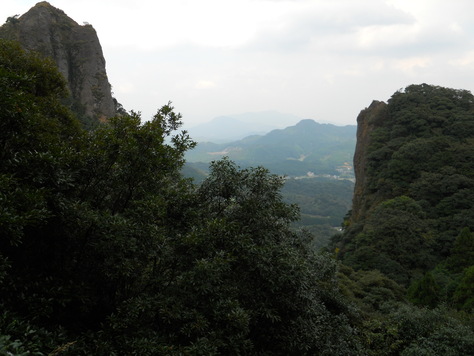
left=186, top=119, right=356, bottom=177
left=333, top=84, right=474, bottom=303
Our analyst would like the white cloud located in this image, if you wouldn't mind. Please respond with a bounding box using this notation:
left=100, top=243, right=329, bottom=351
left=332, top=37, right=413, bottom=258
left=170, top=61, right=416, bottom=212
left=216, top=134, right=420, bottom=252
left=2, top=0, right=474, bottom=126
left=195, top=80, right=217, bottom=89
left=450, top=51, right=474, bottom=67
left=392, top=57, right=432, bottom=73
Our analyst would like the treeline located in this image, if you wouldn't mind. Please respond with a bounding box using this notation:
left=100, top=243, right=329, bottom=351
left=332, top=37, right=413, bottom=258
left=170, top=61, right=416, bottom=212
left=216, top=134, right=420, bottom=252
left=1, top=40, right=473, bottom=355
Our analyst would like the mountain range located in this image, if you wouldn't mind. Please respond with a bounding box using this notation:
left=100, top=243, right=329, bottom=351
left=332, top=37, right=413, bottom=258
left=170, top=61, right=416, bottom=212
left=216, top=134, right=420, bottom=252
left=186, top=111, right=303, bottom=143
left=186, top=118, right=356, bottom=177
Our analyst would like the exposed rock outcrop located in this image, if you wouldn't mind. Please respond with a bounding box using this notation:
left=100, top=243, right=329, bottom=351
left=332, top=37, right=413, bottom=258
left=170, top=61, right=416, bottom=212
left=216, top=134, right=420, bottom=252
left=0, top=1, right=118, bottom=124
left=350, top=100, right=387, bottom=223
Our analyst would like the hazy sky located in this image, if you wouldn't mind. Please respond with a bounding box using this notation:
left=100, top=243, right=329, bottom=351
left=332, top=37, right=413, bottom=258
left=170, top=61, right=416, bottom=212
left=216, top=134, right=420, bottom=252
left=2, top=0, right=474, bottom=127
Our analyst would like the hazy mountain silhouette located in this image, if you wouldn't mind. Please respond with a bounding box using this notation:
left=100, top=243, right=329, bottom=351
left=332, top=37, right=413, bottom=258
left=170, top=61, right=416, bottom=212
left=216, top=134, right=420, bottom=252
left=186, top=111, right=303, bottom=143
left=186, top=119, right=356, bottom=177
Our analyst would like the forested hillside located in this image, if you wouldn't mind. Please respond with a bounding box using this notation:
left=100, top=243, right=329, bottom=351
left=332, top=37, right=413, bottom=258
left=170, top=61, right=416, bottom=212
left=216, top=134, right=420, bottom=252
left=332, top=85, right=474, bottom=302
left=186, top=119, right=356, bottom=177
left=2, top=38, right=473, bottom=356
left=328, top=84, right=474, bottom=326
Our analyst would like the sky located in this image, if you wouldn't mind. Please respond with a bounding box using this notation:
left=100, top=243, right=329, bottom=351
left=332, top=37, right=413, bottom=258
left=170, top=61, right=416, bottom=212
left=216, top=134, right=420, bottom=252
left=2, top=0, right=474, bottom=128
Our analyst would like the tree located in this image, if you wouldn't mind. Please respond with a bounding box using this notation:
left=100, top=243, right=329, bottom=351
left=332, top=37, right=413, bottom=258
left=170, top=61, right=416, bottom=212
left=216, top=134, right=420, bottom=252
left=452, top=265, right=474, bottom=311
left=361, top=304, right=474, bottom=355
left=446, top=227, right=474, bottom=273
left=0, top=38, right=200, bottom=348
left=1, top=40, right=363, bottom=354
left=100, top=159, right=363, bottom=355
left=0, top=38, right=81, bottom=282
left=5, top=15, right=19, bottom=24
left=408, top=272, right=441, bottom=308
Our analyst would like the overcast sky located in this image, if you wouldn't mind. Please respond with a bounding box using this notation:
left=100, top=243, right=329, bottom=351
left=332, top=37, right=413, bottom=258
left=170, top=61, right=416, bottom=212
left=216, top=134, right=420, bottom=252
left=2, top=0, right=474, bottom=127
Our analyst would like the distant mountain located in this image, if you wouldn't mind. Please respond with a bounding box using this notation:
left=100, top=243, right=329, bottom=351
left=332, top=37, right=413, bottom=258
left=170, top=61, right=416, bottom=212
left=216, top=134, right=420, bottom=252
left=185, top=119, right=356, bottom=177
left=186, top=111, right=302, bottom=143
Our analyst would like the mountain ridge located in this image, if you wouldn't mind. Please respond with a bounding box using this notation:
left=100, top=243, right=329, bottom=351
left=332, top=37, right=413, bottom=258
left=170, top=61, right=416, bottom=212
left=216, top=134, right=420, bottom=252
left=186, top=111, right=304, bottom=143
left=186, top=118, right=356, bottom=177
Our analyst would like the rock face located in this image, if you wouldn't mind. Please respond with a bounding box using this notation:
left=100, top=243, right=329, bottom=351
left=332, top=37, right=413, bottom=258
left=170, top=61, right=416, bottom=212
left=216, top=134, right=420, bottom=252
left=0, top=1, right=117, bottom=123
left=350, top=100, right=387, bottom=223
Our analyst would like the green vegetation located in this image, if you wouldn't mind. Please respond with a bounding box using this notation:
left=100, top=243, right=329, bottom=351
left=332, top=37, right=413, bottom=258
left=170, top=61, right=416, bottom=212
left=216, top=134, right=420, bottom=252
left=330, top=84, right=474, bottom=354
left=0, top=39, right=363, bottom=355
left=182, top=168, right=355, bottom=249
left=281, top=177, right=354, bottom=248
left=1, top=42, right=473, bottom=355
left=185, top=119, right=356, bottom=177
left=184, top=120, right=356, bottom=249
left=336, top=84, right=474, bottom=293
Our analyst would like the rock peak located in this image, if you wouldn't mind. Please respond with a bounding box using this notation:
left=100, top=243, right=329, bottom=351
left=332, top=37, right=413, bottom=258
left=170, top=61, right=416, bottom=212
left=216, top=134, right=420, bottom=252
left=0, top=2, right=119, bottom=126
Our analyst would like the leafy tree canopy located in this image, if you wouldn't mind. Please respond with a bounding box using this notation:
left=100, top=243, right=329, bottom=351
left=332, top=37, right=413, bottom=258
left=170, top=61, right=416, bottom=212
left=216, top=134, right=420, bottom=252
left=0, top=39, right=363, bottom=355
left=337, top=84, right=474, bottom=289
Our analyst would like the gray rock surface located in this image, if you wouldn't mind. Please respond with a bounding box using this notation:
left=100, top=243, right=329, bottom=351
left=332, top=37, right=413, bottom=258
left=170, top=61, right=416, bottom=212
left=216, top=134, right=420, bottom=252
left=0, top=1, right=117, bottom=123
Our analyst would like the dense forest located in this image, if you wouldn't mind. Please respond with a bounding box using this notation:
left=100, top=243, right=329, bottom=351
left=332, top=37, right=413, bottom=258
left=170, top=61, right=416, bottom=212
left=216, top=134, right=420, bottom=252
left=331, top=84, right=474, bottom=304
left=281, top=177, right=354, bottom=248
left=1, top=40, right=474, bottom=355
left=182, top=167, right=355, bottom=249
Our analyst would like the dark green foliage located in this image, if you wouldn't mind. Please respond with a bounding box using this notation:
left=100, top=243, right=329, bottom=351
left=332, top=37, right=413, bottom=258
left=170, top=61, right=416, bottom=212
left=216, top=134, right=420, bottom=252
left=452, top=266, right=474, bottom=311
left=0, top=39, right=363, bottom=354
left=337, top=264, right=406, bottom=313
left=407, top=272, right=440, bottom=308
left=361, top=305, right=474, bottom=356
left=367, top=84, right=474, bottom=186
left=0, top=310, right=70, bottom=356
left=334, top=84, right=474, bottom=353
left=338, top=84, right=474, bottom=298
left=446, top=227, right=474, bottom=273
left=0, top=40, right=82, bottom=312
left=364, top=86, right=474, bottom=247
left=98, top=160, right=362, bottom=355
left=343, top=196, right=434, bottom=284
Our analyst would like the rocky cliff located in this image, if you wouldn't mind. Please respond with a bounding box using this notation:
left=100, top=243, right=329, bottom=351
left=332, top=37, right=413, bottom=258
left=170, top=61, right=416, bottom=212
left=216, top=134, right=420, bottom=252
left=0, top=1, right=118, bottom=125
left=350, top=100, right=387, bottom=223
